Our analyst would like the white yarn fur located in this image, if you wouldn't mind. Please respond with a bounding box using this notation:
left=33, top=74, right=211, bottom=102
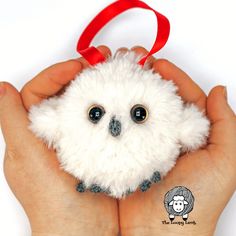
left=28, top=52, right=210, bottom=198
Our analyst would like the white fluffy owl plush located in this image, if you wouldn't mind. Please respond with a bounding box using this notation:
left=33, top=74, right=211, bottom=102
left=28, top=51, right=210, bottom=198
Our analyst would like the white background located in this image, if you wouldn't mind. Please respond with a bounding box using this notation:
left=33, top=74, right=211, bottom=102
left=0, top=0, right=236, bottom=235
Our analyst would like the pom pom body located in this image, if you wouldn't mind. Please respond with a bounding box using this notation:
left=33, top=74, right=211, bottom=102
left=28, top=52, right=210, bottom=198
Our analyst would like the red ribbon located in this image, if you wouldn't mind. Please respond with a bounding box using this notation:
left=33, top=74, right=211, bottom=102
left=77, top=0, right=170, bottom=66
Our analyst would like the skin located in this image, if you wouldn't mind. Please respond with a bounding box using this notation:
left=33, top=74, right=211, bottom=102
left=0, top=46, right=118, bottom=236
left=119, top=47, right=236, bottom=236
left=0, top=45, right=236, bottom=236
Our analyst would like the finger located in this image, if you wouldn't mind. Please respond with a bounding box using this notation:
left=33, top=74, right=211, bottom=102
left=0, top=82, right=32, bottom=148
left=21, top=59, right=82, bottom=111
left=54, top=46, right=112, bottom=97
left=114, top=47, right=129, bottom=57
left=21, top=45, right=112, bottom=111
left=207, top=86, right=236, bottom=147
left=153, top=59, right=207, bottom=110
left=52, top=45, right=112, bottom=97
left=131, top=46, right=156, bottom=67
left=77, top=45, right=112, bottom=68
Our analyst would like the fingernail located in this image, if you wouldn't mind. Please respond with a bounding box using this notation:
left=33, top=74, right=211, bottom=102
left=0, top=82, right=5, bottom=97
left=223, top=86, right=227, bottom=100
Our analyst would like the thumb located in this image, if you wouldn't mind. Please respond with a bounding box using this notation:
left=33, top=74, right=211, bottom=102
left=207, top=85, right=236, bottom=147
left=0, top=82, right=30, bottom=147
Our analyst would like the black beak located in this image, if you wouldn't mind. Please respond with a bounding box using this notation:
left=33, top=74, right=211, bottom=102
left=109, top=116, right=121, bottom=137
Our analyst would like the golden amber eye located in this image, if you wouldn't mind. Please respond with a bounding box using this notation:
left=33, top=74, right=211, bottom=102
left=130, top=104, right=149, bottom=124
left=88, top=105, right=105, bottom=124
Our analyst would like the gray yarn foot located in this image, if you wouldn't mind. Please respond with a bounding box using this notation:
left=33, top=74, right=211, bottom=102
left=139, top=180, right=152, bottom=192
left=77, top=170, right=161, bottom=196
left=76, top=182, right=86, bottom=193
left=90, top=184, right=103, bottom=193
left=151, top=171, right=161, bottom=183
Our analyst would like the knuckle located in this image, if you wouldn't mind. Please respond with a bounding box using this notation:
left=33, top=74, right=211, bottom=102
left=154, top=59, right=170, bottom=71
left=3, top=148, right=18, bottom=177
left=1, top=82, right=17, bottom=94
left=5, top=147, right=20, bottom=161
left=66, top=59, right=82, bottom=72
left=97, top=45, right=112, bottom=56
left=1, top=81, right=10, bottom=89
left=131, top=45, right=148, bottom=54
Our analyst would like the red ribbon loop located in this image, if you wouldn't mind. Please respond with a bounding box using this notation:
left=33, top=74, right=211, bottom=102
left=77, top=0, right=170, bottom=66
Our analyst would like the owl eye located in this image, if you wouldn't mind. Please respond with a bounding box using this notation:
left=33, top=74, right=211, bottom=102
left=130, top=104, right=148, bottom=124
left=88, top=105, right=105, bottom=124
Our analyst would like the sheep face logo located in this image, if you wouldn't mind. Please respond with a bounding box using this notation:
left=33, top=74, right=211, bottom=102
left=164, top=186, right=195, bottom=222
left=169, top=196, right=188, bottom=213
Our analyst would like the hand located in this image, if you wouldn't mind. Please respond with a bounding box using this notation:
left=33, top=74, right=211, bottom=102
left=118, top=47, right=236, bottom=236
left=1, top=45, right=235, bottom=236
left=0, top=46, right=119, bottom=236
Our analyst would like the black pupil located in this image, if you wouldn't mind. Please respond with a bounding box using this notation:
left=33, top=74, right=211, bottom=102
left=89, top=107, right=104, bottom=123
left=132, top=106, right=147, bottom=122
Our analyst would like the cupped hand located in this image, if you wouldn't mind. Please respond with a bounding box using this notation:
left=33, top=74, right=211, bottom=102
left=1, top=45, right=235, bottom=236
left=0, top=46, right=119, bottom=236
left=118, top=47, right=236, bottom=236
